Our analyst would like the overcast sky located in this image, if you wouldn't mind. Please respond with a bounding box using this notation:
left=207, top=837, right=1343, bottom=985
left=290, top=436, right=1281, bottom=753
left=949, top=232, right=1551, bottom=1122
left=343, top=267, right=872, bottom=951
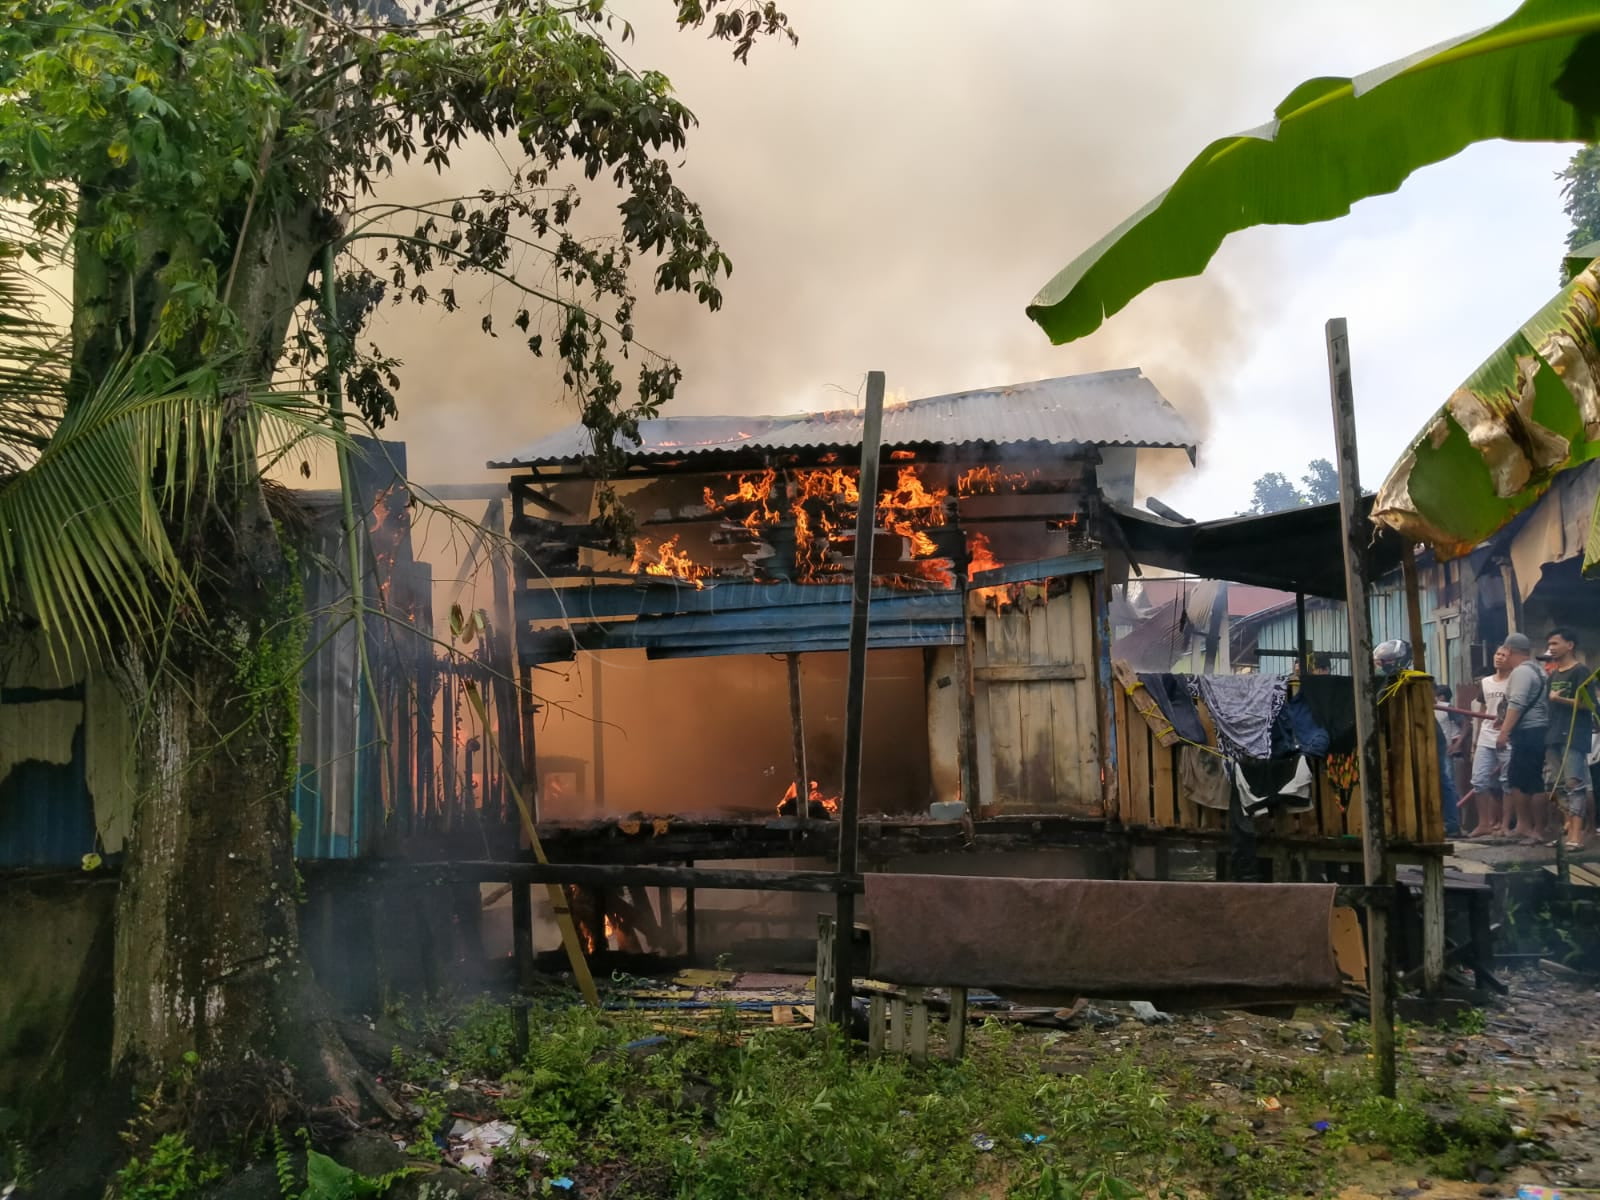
left=369, top=0, right=1575, bottom=521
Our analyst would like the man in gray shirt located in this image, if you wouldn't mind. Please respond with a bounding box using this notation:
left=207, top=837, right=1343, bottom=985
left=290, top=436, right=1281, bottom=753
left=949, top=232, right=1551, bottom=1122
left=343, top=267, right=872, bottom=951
left=1496, top=632, right=1550, bottom=843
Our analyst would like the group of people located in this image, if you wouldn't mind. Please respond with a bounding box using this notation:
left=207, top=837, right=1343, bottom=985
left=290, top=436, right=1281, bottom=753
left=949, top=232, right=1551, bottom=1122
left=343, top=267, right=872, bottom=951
left=1440, top=628, right=1599, bottom=851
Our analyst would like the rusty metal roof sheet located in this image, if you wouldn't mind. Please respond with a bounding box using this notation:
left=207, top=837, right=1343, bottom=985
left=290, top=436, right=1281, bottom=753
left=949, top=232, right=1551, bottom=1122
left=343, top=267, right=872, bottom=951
left=489, top=369, right=1198, bottom=468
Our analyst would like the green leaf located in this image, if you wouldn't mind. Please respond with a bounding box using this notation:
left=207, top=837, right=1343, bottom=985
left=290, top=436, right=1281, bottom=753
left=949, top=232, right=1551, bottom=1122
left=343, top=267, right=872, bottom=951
left=1026, top=0, right=1600, bottom=344
left=24, top=127, right=51, bottom=174
left=1372, top=255, right=1600, bottom=563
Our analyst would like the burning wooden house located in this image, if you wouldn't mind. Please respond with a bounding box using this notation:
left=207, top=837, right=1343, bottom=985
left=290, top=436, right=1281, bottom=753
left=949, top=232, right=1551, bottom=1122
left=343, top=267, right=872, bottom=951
left=496, top=370, right=1197, bottom=832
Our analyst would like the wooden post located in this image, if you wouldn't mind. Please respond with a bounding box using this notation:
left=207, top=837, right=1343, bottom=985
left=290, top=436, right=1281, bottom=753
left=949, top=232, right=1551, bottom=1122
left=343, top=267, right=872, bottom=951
left=787, top=653, right=810, bottom=823
left=518, top=662, right=539, bottom=823
left=946, top=986, right=968, bottom=1061
left=1202, top=580, right=1228, bottom=673
left=589, top=654, right=606, bottom=813
left=1499, top=561, right=1520, bottom=635
left=833, top=370, right=887, bottom=1028
left=953, top=638, right=979, bottom=811
left=488, top=499, right=525, bottom=828
left=1422, top=856, right=1446, bottom=996
left=1326, top=317, right=1397, bottom=1098
left=511, top=881, right=533, bottom=1056
left=1402, top=548, right=1428, bottom=675
left=1296, top=592, right=1309, bottom=677
left=684, top=859, right=697, bottom=961
left=908, top=987, right=929, bottom=1061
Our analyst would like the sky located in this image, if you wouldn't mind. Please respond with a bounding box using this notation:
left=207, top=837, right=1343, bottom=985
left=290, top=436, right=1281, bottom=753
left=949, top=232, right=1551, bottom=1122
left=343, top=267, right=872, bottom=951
left=363, top=0, right=1577, bottom=521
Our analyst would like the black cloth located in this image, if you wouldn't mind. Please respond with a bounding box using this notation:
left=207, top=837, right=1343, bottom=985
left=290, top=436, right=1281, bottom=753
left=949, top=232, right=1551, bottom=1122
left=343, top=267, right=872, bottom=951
left=1137, top=672, right=1208, bottom=745
left=1507, top=724, right=1546, bottom=794
left=1545, top=664, right=1596, bottom=750
left=1237, top=757, right=1305, bottom=801
left=1295, top=676, right=1357, bottom=755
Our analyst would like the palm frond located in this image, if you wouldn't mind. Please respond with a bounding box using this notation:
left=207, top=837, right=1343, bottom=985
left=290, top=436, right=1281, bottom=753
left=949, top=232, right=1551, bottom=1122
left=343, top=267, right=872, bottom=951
left=0, top=353, right=344, bottom=662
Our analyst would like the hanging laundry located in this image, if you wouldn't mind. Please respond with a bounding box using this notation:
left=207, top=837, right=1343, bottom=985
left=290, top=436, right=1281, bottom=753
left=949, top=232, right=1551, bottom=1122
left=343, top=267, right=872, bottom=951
left=1180, top=744, right=1231, bottom=810
left=1235, top=756, right=1315, bottom=815
left=1137, top=672, right=1208, bottom=745
left=1281, top=692, right=1331, bottom=757
left=1189, top=674, right=1287, bottom=761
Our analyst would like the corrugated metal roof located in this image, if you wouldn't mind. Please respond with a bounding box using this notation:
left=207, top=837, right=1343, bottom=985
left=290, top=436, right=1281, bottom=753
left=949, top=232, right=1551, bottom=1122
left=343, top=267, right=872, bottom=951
left=489, top=369, right=1198, bottom=468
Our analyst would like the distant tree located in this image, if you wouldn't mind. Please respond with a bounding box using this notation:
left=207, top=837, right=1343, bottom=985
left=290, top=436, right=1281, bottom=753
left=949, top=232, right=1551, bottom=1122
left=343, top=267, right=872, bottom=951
left=1246, top=471, right=1305, bottom=514
left=1302, top=458, right=1339, bottom=505
left=1560, top=144, right=1600, bottom=281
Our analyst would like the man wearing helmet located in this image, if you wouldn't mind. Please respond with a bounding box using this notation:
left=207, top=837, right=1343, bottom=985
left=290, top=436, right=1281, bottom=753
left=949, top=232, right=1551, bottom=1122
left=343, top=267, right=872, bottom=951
left=1496, top=633, right=1550, bottom=844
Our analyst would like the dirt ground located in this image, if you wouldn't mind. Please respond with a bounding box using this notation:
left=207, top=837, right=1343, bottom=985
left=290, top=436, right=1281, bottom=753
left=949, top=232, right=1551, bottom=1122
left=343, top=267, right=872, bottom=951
left=1020, top=966, right=1600, bottom=1199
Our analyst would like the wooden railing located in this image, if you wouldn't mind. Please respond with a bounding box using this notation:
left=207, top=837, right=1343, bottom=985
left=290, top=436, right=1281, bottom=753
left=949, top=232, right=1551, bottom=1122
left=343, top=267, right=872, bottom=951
left=1110, top=674, right=1445, bottom=846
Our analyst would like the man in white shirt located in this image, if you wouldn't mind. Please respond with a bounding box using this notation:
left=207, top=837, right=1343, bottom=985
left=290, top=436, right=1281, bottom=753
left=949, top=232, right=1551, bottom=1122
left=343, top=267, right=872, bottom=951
left=1462, top=645, right=1512, bottom=837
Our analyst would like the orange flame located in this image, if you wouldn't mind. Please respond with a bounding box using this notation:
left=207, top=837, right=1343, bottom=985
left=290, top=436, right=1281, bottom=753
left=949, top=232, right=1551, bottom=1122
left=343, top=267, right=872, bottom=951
left=878, top=466, right=953, bottom=584
left=777, top=779, right=840, bottom=816
left=629, top=534, right=710, bottom=588
left=704, top=468, right=779, bottom=534
left=967, top=532, right=1002, bottom=580
left=957, top=464, right=1036, bottom=496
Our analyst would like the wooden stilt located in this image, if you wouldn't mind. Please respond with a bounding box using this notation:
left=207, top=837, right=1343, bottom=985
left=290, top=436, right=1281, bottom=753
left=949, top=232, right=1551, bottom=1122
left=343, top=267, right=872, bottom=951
left=1422, top=856, right=1446, bottom=996
left=511, top=881, right=532, bottom=1056
left=947, top=986, right=968, bottom=1061
left=787, top=652, right=811, bottom=822
left=1326, top=317, right=1397, bottom=1098
left=834, top=370, right=886, bottom=1029
left=868, top=994, right=886, bottom=1055
left=908, top=987, right=929, bottom=1061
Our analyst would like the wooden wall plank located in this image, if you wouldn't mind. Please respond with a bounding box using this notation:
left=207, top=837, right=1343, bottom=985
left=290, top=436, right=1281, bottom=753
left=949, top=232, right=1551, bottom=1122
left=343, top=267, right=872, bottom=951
left=986, top=609, right=1024, bottom=808
left=970, top=604, right=998, bottom=813
left=1067, top=577, right=1102, bottom=809
left=1128, top=703, right=1154, bottom=827
left=1114, top=685, right=1134, bottom=825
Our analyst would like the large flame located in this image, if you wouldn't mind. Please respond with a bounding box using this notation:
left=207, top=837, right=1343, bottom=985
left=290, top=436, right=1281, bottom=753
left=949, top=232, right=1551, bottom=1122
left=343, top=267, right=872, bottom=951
left=704, top=468, right=779, bottom=534
left=879, top=465, right=953, bottom=585
left=791, top=467, right=860, bottom=582
left=967, top=532, right=1002, bottom=580
left=629, top=534, right=711, bottom=588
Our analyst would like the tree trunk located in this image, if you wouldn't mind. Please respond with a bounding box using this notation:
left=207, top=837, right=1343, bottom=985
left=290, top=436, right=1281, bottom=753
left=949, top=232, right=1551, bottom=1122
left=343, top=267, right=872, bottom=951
left=110, top=505, right=340, bottom=1092
left=88, top=197, right=376, bottom=1111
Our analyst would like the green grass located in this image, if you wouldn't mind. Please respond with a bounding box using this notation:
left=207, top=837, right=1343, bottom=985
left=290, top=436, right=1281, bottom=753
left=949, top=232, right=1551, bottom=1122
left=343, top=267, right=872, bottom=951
left=378, top=997, right=1516, bottom=1200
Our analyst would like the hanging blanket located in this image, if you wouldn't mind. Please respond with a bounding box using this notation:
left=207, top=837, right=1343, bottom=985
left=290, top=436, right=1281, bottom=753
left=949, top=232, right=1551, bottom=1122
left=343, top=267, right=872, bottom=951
left=1137, top=672, right=1208, bottom=745
left=862, top=874, right=1342, bottom=1010
left=1190, top=674, right=1287, bottom=760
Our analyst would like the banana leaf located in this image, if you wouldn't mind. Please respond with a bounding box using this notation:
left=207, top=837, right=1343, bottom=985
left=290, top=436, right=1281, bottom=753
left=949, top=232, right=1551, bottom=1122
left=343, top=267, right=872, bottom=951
left=1372, top=248, right=1600, bottom=569
left=1027, top=0, right=1600, bottom=345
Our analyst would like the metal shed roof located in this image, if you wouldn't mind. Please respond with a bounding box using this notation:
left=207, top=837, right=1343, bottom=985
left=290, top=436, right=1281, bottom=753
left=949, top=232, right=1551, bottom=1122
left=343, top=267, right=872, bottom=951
left=489, top=369, right=1199, bottom=468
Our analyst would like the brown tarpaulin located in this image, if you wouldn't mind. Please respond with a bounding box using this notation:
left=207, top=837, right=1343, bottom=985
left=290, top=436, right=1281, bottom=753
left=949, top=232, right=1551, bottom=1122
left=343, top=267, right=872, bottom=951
left=862, top=875, right=1342, bottom=1010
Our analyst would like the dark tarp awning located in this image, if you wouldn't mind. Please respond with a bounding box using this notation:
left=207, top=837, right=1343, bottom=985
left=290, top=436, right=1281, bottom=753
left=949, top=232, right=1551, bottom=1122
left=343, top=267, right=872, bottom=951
left=1108, top=498, right=1407, bottom=600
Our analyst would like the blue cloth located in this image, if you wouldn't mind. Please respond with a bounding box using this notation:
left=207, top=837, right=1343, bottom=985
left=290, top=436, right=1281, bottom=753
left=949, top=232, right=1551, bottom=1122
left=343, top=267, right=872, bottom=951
left=1283, top=693, right=1331, bottom=758
left=1137, top=672, right=1208, bottom=745
left=1436, top=721, right=1460, bottom=836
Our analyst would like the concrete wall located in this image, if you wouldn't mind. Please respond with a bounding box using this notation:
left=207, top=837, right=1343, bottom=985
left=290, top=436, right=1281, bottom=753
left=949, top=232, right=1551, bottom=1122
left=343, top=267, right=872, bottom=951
left=0, top=877, right=115, bottom=1124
